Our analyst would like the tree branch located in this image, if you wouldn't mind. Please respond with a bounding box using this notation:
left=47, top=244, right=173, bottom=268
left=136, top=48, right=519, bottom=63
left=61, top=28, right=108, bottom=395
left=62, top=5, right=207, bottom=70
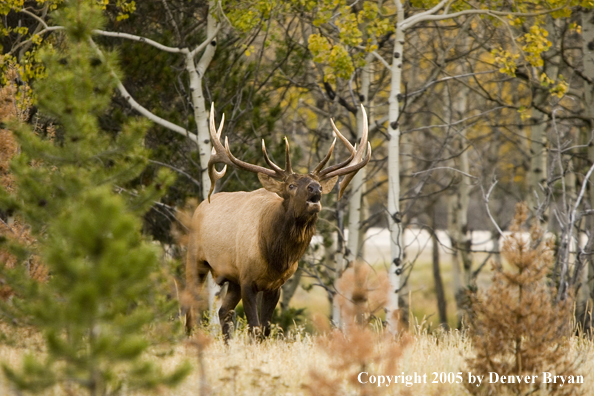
left=401, top=0, right=454, bottom=30
left=148, top=160, right=201, bottom=188
left=401, top=6, right=566, bottom=31
left=88, top=39, right=197, bottom=142
left=93, top=29, right=186, bottom=54
left=160, top=0, right=182, bottom=43
left=572, top=163, right=594, bottom=223
left=115, top=75, right=197, bottom=142
left=8, top=26, right=64, bottom=55
left=406, top=70, right=498, bottom=98
left=412, top=166, right=478, bottom=179
left=20, top=8, right=49, bottom=29
left=189, top=24, right=222, bottom=59
left=354, top=46, right=391, bottom=70
left=482, top=179, right=504, bottom=237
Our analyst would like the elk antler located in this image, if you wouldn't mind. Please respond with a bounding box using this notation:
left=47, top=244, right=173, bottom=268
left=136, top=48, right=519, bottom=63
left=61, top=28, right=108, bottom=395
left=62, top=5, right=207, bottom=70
left=208, top=103, right=371, bottom=201
left=311, top=104, right=372, bottom=199
left=207, top=104, right=231, bottom=201
left=207, top=104, right=292, bottom=201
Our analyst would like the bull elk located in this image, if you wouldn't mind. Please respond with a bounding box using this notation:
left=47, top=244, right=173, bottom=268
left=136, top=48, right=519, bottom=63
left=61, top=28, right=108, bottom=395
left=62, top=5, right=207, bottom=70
left=186, top=104, right=371, bottom=338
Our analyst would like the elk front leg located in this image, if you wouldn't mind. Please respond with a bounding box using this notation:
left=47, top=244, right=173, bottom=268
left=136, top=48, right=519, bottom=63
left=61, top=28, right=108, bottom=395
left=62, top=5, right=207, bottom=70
left=185, top=263, right=209, bottom=335
left=241, top=283, right=261, bottom=336
left=219, top=282, right=241, bottom=341
left=260, top=288, right=281, bottom=337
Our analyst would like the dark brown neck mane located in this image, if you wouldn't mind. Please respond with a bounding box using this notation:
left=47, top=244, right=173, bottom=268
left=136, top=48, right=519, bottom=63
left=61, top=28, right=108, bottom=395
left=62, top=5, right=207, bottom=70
left=259, top=203, right=318, bottom=274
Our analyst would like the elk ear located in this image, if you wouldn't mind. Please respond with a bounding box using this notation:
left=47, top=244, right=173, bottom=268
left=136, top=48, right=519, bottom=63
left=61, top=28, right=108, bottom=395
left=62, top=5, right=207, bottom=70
left=258, top=173, right=285, bottom=195
left=319, top=176, right=339, bottom=194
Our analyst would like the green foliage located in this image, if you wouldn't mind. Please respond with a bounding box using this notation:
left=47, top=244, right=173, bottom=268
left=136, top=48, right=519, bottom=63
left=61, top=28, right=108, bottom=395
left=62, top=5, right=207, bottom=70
left=233, top=304, right=306, bottom=333
left=1, top=0, right=137, bottom=85
left=272, top=306, right=307, bottom=332
left=492, top=48, right=520, bottom=76
left=305, top=0, right=394, bottom=83
left=520, top=24, right=552, bottom=68
left=0, top=1, right=189, bottom=394
left=2, top=189, right=190, bottom=394
left=226, top=0, right=276, bottom=32
left=0, top=3, right=172, bottom=232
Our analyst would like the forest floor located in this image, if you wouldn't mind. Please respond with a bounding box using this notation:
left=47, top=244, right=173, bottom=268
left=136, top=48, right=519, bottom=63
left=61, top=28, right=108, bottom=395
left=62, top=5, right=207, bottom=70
left=0, top=323, right=591, bottom=395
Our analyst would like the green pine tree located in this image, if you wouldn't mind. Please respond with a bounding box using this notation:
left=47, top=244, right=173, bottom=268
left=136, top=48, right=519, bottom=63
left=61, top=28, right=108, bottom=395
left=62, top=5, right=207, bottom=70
left=0, top=1, right=190, bottom=394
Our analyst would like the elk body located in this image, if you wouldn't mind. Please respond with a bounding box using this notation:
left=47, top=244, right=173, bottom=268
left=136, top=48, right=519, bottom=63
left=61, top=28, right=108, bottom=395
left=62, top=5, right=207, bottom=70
left=186, top=104, right=371, bottom=338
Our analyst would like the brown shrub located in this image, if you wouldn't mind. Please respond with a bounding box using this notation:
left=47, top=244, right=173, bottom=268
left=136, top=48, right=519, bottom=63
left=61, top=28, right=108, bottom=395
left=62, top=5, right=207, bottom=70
left=335, top=260, right=390, bottom=330
left=0, top=65, right=48, bottom=292
left=305, top=260, right=411, bottom=396
left=466, top=203, right=585, bottom=396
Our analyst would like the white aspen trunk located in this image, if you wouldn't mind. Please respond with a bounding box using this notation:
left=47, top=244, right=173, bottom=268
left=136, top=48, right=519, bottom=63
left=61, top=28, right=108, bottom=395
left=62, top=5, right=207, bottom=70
left=346, top=126, right=365, bottom=262
left=459, top=145, right=471, bottom=285
left=442, top=42, right=471, bottom=323
left=447, top=190, right=463, bottom=320
left=447, top=95, right=471, bottom=325
left=332, top=207, right=345, bottom=328
left=319, top=106, right=343, bottom=328
left=528, top=107, right=548, bottom=213
left=454, top=82, right=472, bottom=287
left=581, top=8, right=594, bottom=311
left=386, top=3, right=405, bottom=332
left=185, top=0, right=221, bottom=327
left=529, top=18, right=559, bottom=225
left=346, top=53, right=373, bottom=263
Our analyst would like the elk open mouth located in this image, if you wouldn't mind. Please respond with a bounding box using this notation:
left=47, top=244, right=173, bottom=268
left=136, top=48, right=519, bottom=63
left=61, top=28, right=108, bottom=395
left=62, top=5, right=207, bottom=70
left=308, top=194, right=321, bottom=203
left=306, top=194, right=322, bottom=212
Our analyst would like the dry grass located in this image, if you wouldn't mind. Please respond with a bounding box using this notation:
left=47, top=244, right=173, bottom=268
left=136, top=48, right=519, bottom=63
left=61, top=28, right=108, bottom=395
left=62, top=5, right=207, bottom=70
left=0, top=314, right=594, bottom=396
left=0, top=320, right=590, bottom=395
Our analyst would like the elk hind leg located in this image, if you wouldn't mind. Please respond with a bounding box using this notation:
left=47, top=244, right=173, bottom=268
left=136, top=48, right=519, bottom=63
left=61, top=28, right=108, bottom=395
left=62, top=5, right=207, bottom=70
left=185, top=262, right=210, bottom=335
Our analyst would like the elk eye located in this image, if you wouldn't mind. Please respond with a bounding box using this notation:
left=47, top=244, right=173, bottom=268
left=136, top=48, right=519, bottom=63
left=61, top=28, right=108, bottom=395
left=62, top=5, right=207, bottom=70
left=289, top=184, right=296, bottom=190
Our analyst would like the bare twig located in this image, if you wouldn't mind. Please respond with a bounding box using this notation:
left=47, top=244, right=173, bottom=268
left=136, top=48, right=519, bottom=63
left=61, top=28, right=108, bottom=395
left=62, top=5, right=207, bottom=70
left=148, top=160, right=201, bottom=188
left=412, top=166, right=478, bottom=180
left=160, top=0, right=182, bottom=43
left=482, top=179, right=504, bottom=237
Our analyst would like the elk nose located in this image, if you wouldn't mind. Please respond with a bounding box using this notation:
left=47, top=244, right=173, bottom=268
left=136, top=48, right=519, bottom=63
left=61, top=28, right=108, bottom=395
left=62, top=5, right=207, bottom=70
left=308, top=184, right=322, bottom=195
left=307, top=184, right=322, bottom=194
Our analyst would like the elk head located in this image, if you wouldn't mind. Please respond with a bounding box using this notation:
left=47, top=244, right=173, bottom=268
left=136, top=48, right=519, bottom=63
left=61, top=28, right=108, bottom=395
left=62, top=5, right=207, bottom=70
left=206, top=104, right=371, bottom=216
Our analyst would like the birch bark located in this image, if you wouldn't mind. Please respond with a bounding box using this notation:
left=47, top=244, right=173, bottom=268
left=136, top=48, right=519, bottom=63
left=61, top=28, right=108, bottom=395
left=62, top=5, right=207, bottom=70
left=386, top=1, right=405, bottom=331
left=346, top=53, right=373, bottom=263
left=188, top=0, right=222, bottom=326
left=581, top=8, right=594, bottom=311
left=528, top=18, right=560, bottom=225
left=446, top=82, right=471, bottom=325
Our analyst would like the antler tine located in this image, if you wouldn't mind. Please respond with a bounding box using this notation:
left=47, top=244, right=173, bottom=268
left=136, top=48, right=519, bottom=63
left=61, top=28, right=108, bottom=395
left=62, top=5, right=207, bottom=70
left=336, top=141, right=371, bottom=199
left=317, top=142, right=355, bottom=178
left=331, top=118, right=356, bottom=155
left=224, top=138, right=279, bottom=179
left=208, top=103, right=286, bottom=201
left=312, top=137, right=336, bottom=175
left=262, top=139, right=287, bottom=177
left=207, top=104, right=231, bottom=202
left=315, top=117, right=359, bottom=178
left=284, top=137, right=293, bottom=175
left=208, top=103, right=229, bottom=160
left=317, top=104, right=372, bottom=199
